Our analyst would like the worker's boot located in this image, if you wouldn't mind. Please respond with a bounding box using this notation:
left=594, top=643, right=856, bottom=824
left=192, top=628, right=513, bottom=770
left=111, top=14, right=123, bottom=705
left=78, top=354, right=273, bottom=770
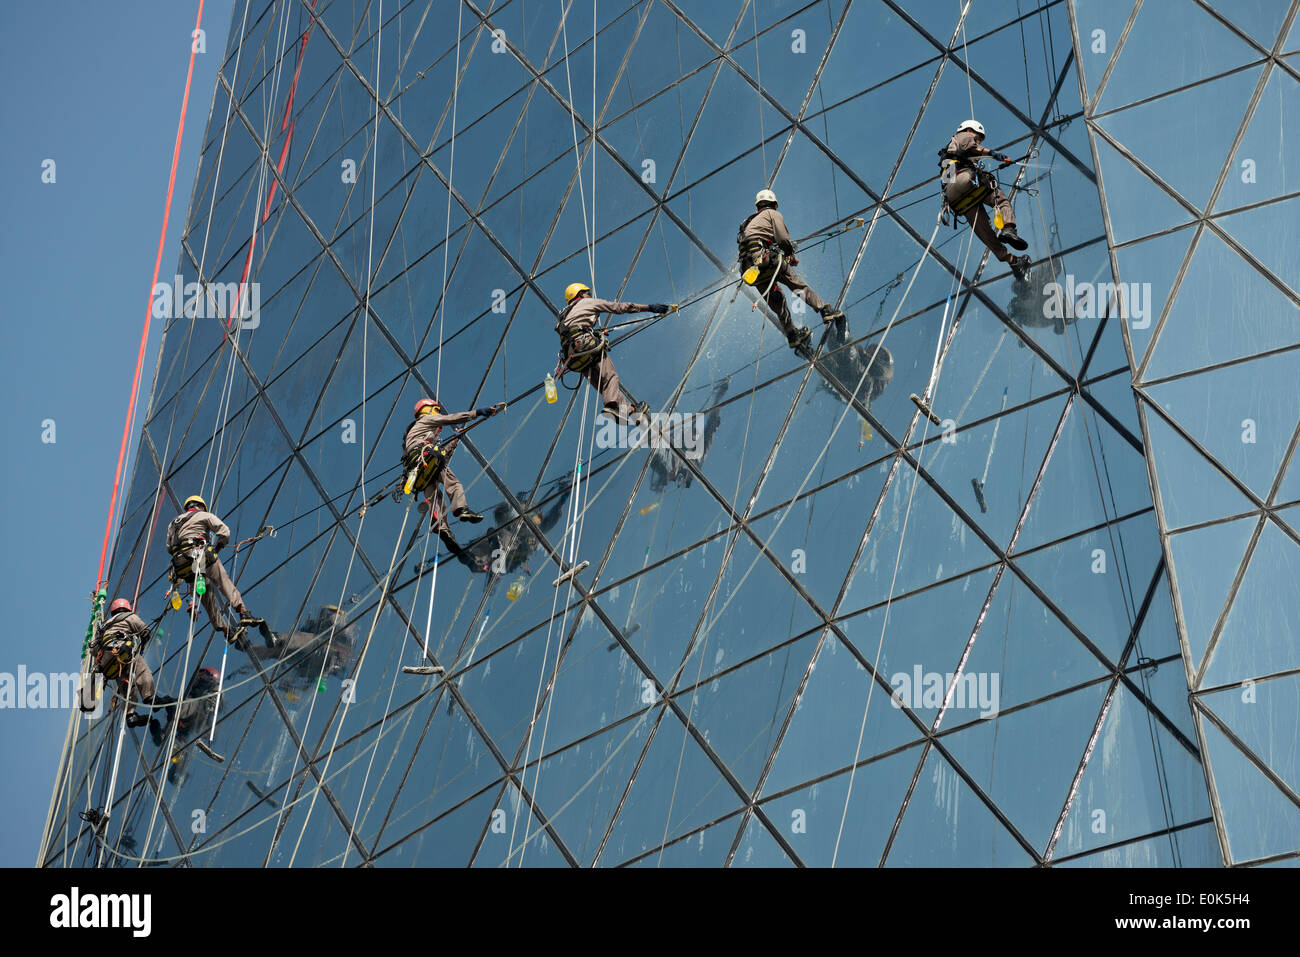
left=998, top=224, right=1028, bottom=250
left=1008, top=255, right=1032, bottom=283
left=455, top=507, right=484, bottom=524
left=787, top=326, right=812, bottom=350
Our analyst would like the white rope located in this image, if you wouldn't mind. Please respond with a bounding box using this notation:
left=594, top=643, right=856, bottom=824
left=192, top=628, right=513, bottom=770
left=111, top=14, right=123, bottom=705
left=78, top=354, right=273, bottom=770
left=133, top=2, right=296, bottom=864
left=656, top=301, right=768, bottom=864
left=558, top=0, right=596, bottom=283
left=498, top=287, right=746, bottom=866
left=434, top=0, right=464, bottom=397
left=751, top=0, right=767, bottom=181
left=508, top=0, right=604, bottom=863
left=201, top=0, right=294, bottom=508
left=830, top=218, right=975, bottom=866
left=361, top=0, right=384, bottom=503
left=957, top=0, right=975, bottom=121
left=288, top=501, right=414, bottom=866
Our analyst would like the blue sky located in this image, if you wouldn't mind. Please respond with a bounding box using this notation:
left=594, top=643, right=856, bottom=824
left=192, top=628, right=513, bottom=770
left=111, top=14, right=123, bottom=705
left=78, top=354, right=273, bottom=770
left=0, top=1, right=232, bottom=867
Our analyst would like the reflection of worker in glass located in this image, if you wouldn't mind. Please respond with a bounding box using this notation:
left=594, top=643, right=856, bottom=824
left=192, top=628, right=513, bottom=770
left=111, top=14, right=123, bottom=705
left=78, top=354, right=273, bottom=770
left=149, top=665, right=224, bottom=784
left=149, top=665, right=222, bottom=748
left=452, top=483, right=572, bottom=576
left=241, top=606, right=355, bottom=683
left=820, top=322, right=894, bottom=408
left=647, top=380, right=728, bottom=492
left=1006, top=263, right=1075, bottom=336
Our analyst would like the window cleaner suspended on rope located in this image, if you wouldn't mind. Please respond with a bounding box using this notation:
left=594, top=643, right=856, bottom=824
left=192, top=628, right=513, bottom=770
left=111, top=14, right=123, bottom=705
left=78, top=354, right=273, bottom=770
left=554, top=282, right=670, bottom=423
left=165, top=495, right=264, bottom=641
left=402, top=397, right=504, bottom=513
left=737, top=189, right=845, bottom=351
left=938, top=120, right=1033, bottom=282
left=85, top=598, right=173, bottom=729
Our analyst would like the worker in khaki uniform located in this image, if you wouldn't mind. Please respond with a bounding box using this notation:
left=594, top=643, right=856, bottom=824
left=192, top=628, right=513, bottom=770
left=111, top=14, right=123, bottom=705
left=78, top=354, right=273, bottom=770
left=738, top=189, right=844, bottom=349
left=165, top=495, right=262, bottom=639
left=555, top=283, right=669, bottom=422
left=403, top=397, right=503, bottom=530
left=939, top=120, right=1031, bottom=281
left=89, top=598, right=173, bottom=728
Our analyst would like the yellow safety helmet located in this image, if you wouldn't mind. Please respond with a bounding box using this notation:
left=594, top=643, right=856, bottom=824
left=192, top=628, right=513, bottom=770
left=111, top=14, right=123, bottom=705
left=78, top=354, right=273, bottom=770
left=184, top=495, right=207, bottom=511
left=564, top=282, right=591, bottom=303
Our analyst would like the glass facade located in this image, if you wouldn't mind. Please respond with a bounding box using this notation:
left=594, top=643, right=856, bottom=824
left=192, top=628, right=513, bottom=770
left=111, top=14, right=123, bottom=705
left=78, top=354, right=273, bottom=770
left=42, top=0, right=1296, bottom=867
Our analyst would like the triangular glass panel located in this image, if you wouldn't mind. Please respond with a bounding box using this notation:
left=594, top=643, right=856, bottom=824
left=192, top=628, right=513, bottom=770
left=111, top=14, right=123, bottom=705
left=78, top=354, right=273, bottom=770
left=1056, top=822, right=1222, bottom=867
left=1098, top=0, right=1261, bottom=109
left=1165, top=513, right=1257, bottom=676
left=887, top=745, right=1035, bottom=865
left=1050, top=682, right=1211, bottom=859
left=729, top=814, right=797, bottom=867
left=838, top=460, right=1001, bottom=616
left=599, top=707, right=746, bottom=864
left=1202, top=671, right=1300, bottom=796
left=759, top=745, right=923, bottom=867
left=1145, top=347, right=1300, bottom=499
left=1097, top=66, right=1264, bottom=213
left=1219, top=69, right=1300, bottom=211
left=672, top=631, right=818, bottom=792
left=1072, top=0, right=1140, bottom=105
left=762, top=627, right=927, bottom=796
left=1214, top=194, right=1300, bottom=295
left=1092, top=136, right=1196, bottom=246
left=1144, top=406, right=1256, bottom=530
left=1146, top=224, right=1300, bottom=381
left=1204, top=519, right=1300, bottom=687
left=1199, top=718, right=1300, bottom=863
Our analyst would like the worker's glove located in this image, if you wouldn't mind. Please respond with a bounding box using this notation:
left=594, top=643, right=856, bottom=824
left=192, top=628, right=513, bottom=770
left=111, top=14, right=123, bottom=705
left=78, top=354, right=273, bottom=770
left=788, top=255, right=799, bottom=266
left=996, top=153, right=1012, bottom=165
left=475, top=406, right=500, bottom=418
left=647, top=303, right=670, bottom=314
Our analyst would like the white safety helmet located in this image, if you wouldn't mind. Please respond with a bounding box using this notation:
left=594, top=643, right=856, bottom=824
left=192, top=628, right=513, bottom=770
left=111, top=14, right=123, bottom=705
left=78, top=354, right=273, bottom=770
left=958, top=119, right=985, bottom=138
left=754, top=189, right=778, bottom=208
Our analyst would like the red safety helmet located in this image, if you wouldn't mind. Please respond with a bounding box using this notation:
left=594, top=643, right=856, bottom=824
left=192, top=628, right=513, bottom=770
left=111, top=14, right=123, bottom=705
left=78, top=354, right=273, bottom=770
left=414, top=398, right=443, bottom=417
left=109, top=598, right=133, bottom=615
left=201, top=666, right=220, bottom=679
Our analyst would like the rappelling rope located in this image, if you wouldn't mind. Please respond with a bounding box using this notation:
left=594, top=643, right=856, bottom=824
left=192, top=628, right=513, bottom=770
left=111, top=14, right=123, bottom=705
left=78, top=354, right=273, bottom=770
left=287, top=500, right=414, bottom=866
left=434, top=0, right=463, bottom=398
left=830, top=216, right=977, bottom=867
left=509, top=0, right=602, bottom=863
left=360, top=0, right=385, bottom=504
left=133, top=2, right=299, bottom=865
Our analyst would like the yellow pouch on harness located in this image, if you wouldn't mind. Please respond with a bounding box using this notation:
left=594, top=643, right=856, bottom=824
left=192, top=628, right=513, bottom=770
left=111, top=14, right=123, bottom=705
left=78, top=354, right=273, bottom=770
left=405, top=443, right=448, bottom=495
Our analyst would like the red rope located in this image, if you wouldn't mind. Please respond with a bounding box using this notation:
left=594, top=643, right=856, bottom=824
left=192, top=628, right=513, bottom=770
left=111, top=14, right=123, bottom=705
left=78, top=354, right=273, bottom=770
left=96, top=1, right=206, bottom=587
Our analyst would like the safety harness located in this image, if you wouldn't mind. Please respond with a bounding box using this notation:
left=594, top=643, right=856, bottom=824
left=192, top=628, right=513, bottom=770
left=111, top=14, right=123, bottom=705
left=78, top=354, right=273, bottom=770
left=166, top=511, right=224, bottom=586
left=736, top=211, right=785, bottom=276
left=91, top=613, right=144, bottom=682
left=938, top=141, right=994, bottom=218
left=555, top=300, right=610, bottom=378
left=401, top=417, right=452, bottom=495
left=403, top=440, right=449, bottom=494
